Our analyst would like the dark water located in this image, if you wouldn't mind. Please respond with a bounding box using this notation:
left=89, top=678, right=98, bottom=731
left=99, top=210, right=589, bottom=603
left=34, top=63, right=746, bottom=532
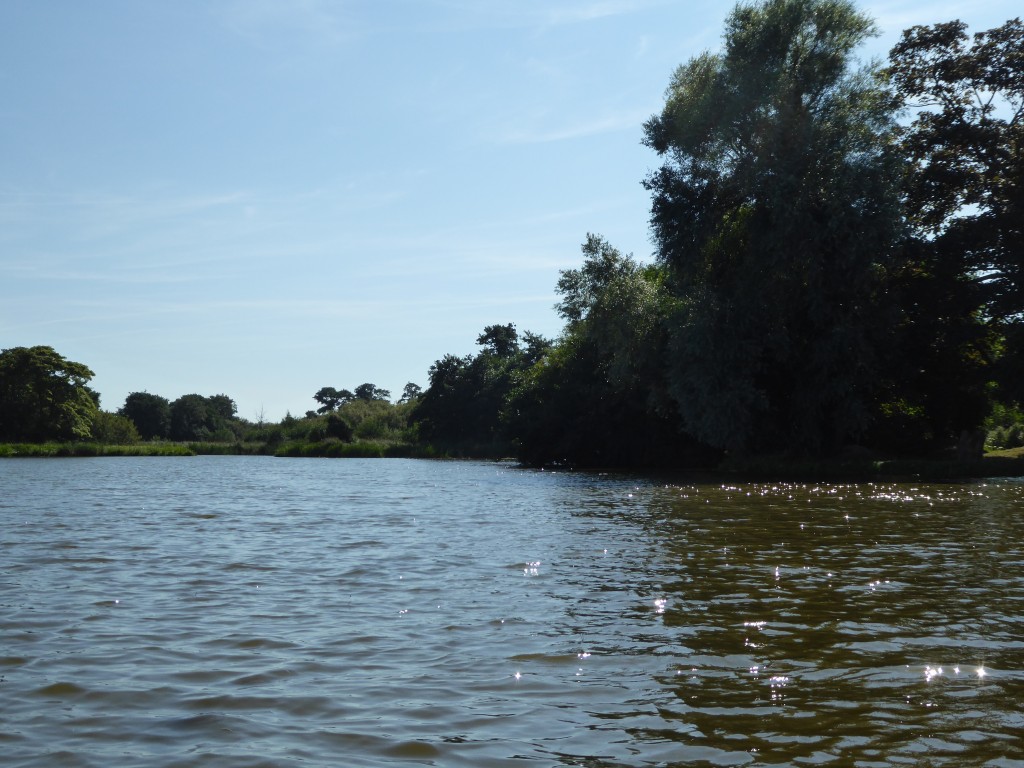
left=2, top=457, right=1023, bottom=767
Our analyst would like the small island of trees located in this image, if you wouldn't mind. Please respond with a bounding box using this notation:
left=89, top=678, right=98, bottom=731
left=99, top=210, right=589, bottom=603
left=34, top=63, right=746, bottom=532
left=2, top=0, right=1023, bottom=478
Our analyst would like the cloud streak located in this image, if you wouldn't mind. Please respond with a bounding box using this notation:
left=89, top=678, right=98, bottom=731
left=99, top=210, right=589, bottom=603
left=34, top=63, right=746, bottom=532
left=216, top=0, right=358, bottom=49
left=429, top=0, right=669, bottom=32
left=491, top=108, right=651, bottom=144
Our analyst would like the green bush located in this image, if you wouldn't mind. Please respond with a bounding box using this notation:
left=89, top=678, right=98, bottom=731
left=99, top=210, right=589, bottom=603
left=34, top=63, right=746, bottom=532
left=90, top=411, right=140, bottom=445
left=326, top=414, right=354, bottom=441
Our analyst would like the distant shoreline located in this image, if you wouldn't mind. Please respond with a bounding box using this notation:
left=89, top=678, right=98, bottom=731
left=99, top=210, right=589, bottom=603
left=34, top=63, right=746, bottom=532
left=4, top=442, right=1024, bottom=482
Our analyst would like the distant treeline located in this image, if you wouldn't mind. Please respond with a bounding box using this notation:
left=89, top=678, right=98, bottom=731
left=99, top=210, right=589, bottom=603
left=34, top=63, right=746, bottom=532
left=3, top=1, right=1023, bottom=469
left=0, top=345, right=423, bottom=454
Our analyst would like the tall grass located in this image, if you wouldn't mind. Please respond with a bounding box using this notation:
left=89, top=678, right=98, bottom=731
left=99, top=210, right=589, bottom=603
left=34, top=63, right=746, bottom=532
left=0, top=443, right=195, bottom=457
left=185, top=442, right=270, bottom=456
left=274, top=439, right=433, bottom=458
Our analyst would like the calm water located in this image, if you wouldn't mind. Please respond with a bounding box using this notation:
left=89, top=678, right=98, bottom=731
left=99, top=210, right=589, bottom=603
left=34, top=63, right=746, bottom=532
left=2, top=457, right=1023, bottom=767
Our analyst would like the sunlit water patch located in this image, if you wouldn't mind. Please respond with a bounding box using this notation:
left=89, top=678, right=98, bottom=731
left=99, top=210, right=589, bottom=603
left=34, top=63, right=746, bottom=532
left=2, top=458, right=1023, bottom=766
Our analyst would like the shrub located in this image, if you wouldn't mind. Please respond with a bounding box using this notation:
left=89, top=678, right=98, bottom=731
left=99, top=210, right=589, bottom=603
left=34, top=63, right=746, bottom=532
left=90, top=411, right=141, bottom=445
left=326, top=414, right=354, bottom=442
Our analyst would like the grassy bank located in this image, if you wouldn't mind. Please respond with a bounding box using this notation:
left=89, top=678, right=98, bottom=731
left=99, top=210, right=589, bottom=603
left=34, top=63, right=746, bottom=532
left=0, top=442, right=195, bottom=457
left=0, top=439, right=444, bottom=459
left=274, top=439, right=440, bottom=458
left=185, top=441, right=271, bottom=456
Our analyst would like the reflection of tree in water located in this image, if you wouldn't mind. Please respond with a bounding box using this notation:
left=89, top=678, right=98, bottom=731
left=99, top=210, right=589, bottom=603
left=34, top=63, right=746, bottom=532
left=618, top=482, right=1024, bottom=764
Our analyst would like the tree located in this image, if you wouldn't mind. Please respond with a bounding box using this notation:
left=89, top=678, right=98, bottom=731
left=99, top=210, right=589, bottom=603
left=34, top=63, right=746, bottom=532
left=170, top=394, right=211, bottom=441
left=886, top=19, right=1024, bottom=414
left=477, top=324, right=519, bottom=357
left=510, top=236, right=712, bottom=467
left=414, top=324, right=548, bottom=451
left=206, top=394, right=237, bottom=421
left=167, top=393, right=239, bottom=441
left=399, top=382, right=422, bottom=404
left=354, top=383, right=390, bottom=402
left=313, top=387, right=353, bottom=413
left=413, top=354, right=477, bottom=445
left=520, top=332, right=553, bottom=366
left=0, top=346, right=99, bottom=442
left=886, top=18, right=1024, bottom=316
left=119, top=391, right=171, bottom=439
left=643, top=0, right=903, bottom=454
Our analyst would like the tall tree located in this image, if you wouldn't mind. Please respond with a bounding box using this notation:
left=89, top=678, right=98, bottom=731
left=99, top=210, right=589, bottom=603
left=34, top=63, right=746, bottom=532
left=205, top=394, right=237, bottom=421
left=643, top=0, right=903, bottom=454
left=169, top=394, right=211, bottom=441
left=414, top=324, right=548, bottom=452
left=510, top=236, right=709, bottom=467
left=886, top=19, right=1024, bottom=410
left=119, top=391, right=171, bottom=439
left=412, top=353, right=478, bottom=445
left=167, top=394, right=239, bottom=441
left=0, top=346, right=99, bottom=442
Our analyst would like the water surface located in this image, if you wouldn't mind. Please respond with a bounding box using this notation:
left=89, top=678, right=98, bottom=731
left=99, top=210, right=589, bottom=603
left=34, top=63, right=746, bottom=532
left=2, top=457, right=1023, bottom=766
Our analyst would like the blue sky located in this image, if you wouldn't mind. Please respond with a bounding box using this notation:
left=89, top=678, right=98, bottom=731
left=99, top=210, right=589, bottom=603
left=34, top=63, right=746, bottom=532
left=2, top=0, right=1018, bottom=421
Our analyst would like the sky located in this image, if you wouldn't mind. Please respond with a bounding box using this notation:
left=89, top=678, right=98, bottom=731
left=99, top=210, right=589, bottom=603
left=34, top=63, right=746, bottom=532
left=2, top=0, right=1019, bottom=421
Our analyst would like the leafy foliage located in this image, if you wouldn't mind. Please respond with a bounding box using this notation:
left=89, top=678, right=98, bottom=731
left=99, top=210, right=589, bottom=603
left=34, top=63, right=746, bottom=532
left=313, top=387, right=354, bottom=413
left=354, top=383, right=391, bottom=402
left=413, top=324, right=549, bottom=454
left=399, top=382, right=422, bottom=403
left=0, top=346, right=99, bottom=442
left=90, top=411, right=141, bottom=445
left=643, top=0, right=903, bottom=454
left=169, top=393, right=240, bottom=441
left=886, top=18, right=1024, bottom=416
left=511, top=235, right=714, bottom=467
left=119, top=391, right=171, bottom=439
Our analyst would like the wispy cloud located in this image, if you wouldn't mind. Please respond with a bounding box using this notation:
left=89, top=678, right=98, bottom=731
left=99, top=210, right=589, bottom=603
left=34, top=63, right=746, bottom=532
left=215, top=0, right=358, bottom=50
left=4, top=294, right=557, bottom=329
left=541, top=0, right=662, bottom=26
left=0, top=188, right=272, bottom=284
left=0, top=260, right=208, bottom=285
left=0, top=178, right=430, bottom=286
left=491, top=108, right=650, bottom=144
left=430, top=0, right=668, bottom=31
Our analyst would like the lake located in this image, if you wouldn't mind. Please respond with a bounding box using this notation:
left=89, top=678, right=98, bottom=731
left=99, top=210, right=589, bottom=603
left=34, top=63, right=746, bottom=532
left=2, top=456, right=1023, bottom=767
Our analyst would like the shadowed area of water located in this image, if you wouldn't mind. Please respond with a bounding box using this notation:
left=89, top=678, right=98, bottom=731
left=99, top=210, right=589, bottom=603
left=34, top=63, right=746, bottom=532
left=1, top=457, right=1022, bottom=766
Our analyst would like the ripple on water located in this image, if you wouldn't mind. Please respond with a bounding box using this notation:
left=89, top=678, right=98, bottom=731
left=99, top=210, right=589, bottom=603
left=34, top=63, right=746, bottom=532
left=2, top=459, right=1024, bottom=767
left=32, top=681, right=88, bottom=697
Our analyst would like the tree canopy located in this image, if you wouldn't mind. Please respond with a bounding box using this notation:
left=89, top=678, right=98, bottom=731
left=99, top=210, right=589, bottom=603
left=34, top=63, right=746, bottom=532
left=886, top=18, right=1024, bottom=410
left=167, top=393, right=239, bottom=441
left=119, top=392, right=171, bottom=439
left=413, top=324, right=550, bottom=453
left=0, top=346, right=99, bottom=442
left=643, top=0, right=904, bottom=454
